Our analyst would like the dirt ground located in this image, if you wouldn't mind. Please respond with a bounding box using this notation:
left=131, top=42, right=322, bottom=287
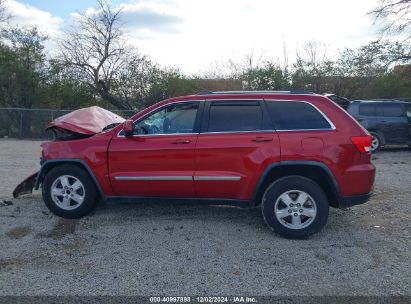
left=0, top=139, right=410, bottom=296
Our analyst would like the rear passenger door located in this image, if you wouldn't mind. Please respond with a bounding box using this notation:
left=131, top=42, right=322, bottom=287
left=194, top=100, right=280, bottom=200
left=356, top=103, right=380, bottom=131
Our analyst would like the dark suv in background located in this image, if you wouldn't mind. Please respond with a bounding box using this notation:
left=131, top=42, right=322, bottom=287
left=348, top=100, right=411, bottom=152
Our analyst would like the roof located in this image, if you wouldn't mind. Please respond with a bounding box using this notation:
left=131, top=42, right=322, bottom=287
left=352, top=99, right=409, bottom=104
left=197, top=90, right=314, bottom=95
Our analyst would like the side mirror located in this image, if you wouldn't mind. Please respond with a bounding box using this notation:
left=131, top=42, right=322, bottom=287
left=123, top=120, right=134, bottom=136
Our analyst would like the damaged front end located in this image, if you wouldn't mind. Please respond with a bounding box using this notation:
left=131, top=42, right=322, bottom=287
left=46, top=106, right=125, bottom=137
left=12, top=106, right=126, bottom=198
left=13, top=172, right=38, bottom=198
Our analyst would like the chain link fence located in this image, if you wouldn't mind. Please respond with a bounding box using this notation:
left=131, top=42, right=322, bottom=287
left=0, top=108, right=137, bottom=139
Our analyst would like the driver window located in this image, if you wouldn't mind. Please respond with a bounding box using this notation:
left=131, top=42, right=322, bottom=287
left=134, top=103, right=199, bottom=135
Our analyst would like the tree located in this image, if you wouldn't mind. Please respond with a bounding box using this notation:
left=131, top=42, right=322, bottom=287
left=366, top=70, right=411, bottom=98
left=0, top=27, right=48, bottom=136
left=241, top=62, right=290, bottom=90
left=146, top=69, right=198, bottom=105
left=59, top=0, right=136, bottom=109
left=0, top=0, right=10, bottom=24
left=292, top=41, right=335, bottom=93
left=107, top=53, right=160, bottom=109
left=43, top=61, right=100, bottom=110
left=370, top=0, right=411, bottom=39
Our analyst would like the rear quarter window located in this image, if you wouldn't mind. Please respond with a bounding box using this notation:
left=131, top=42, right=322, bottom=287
left=266, top=101, right=332, bottom=130
left=405, top=104, right=411, bottom=123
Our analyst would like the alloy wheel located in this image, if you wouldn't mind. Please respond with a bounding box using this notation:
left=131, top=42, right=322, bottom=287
left=274, top=190, right=317, bottom=229
left=371, top=135, right=380, bottom=152
left=50, top=175, right=85, bottom=210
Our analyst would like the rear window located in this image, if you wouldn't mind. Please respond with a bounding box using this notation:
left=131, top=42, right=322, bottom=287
left=266, top=101, right=332, bottom=130
left=208, top=102, right=263, bottom=132
left=405, top=104, right=411, bottom=123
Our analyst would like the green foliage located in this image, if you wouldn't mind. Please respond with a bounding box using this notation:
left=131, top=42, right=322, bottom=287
left=146, top=70, right=198, bottom=105
left=0, top=27, right=101, bottom=137
left=0, top=27, right=47, bottom=108
left=366, top=71, right=411, bottom=98
left=241, top=62, right=291, bottom=90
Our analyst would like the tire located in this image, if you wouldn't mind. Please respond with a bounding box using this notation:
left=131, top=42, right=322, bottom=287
left=370, top=132, right=381, bottom=153
left=261, top=176, right=329, bottom=239
left=42, top=164, right=98, bottom=219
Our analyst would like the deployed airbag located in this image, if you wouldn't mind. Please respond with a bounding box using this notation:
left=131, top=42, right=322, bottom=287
left=46, top=106, right=125, bottom=135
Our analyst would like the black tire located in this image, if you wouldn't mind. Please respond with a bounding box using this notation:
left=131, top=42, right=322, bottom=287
left=261, top=176, right=329, bottom=239
left=370, top=132, right=381, bottom=153
left=42, top=164, right=98, bottom=219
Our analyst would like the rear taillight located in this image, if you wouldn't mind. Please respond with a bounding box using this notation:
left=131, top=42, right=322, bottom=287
left=351, top=135, right=372, bottom=153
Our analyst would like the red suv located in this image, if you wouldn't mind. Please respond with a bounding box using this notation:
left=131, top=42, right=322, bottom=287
left=32, top=91, right=375, bottom=238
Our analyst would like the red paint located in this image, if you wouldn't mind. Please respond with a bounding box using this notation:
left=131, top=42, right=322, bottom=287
left=108, top=133, right=198, bottom=197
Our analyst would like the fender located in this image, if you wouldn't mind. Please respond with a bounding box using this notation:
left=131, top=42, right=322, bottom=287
left=34, top=158, right=104, bottom=198
left=251, top=160, right=341, bottom=205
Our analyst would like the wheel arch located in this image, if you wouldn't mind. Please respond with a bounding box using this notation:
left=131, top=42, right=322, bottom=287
left=368, top=129, right=385, bottom=145
left=252, top=161, right=341, bottom=208
left=35, top=159, right=104, bottom=198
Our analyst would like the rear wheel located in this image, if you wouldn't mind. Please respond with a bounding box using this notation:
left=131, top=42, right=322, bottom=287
left=261, top=176, right=329, bottom=238
left=370, top=132, right=381, bottom=153
left=42, top=164, right=98, bottom=218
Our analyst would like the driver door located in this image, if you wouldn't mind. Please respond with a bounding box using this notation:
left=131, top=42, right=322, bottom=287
left=108, top=101, right=202, bottom=197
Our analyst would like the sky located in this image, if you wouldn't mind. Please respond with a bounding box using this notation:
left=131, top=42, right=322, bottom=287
left=4, top=0, right=382, bottom=75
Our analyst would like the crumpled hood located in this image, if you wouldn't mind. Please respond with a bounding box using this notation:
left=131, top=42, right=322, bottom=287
left=46, top=106, right=125, bottom=135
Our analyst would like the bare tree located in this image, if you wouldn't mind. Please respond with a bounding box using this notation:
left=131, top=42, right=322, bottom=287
left=59, top=0, right=141, bottom=109
left=293, top=41, right=334, bottom=91
left=0, top=0, right=10, bottom=24
left=370, top=0, right=411, bottom=39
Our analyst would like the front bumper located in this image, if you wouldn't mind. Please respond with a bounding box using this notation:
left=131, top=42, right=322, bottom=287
left=12, top=172, right=38, bottom=198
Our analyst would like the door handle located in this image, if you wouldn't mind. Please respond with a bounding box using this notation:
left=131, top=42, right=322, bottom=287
left=172, top=139, right=191, bottom=144
left=252, top=137, right=273, bottom=142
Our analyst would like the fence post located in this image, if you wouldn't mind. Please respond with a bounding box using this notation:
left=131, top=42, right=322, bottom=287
left=19, top=111, right=23, bottom=138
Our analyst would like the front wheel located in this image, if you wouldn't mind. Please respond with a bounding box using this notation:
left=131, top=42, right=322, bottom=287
left=42, top=164, right=98, bottom=218
left=261, top=176, right=329, bottom=238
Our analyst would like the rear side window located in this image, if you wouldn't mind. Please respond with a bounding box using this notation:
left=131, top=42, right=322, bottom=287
left=266, top=101, right=332, bottom=130
left=382, top=104, right=404, bottom=117
left=359, top=103, right=376, bottom=116
left=207, top=102, right=263, bottom=132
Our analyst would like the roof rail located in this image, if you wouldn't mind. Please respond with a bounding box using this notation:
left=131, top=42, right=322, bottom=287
left=196, top=90, right=314, bottom=95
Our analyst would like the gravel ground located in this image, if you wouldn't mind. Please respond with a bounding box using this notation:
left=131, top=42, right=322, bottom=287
left=0, top=139, right=410, bottom=296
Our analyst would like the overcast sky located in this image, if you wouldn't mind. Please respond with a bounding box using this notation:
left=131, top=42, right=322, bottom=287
left=4, top=0, right=381, bottom=74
